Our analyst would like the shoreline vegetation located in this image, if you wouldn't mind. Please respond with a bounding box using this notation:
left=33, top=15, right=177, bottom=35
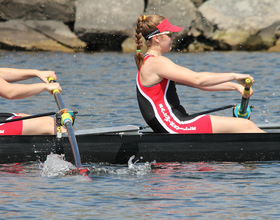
left=0, top=0, right=280, bottom=53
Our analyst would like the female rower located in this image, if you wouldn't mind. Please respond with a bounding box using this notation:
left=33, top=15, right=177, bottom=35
left=0, top=68, right=63, bottom=135
left=134, top=14, right=264, bottom=133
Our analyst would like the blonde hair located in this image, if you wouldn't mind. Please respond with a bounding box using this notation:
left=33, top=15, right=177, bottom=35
left=134, top=14, right=165, bottom=69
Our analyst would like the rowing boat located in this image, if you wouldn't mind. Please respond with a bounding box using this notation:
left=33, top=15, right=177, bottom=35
left=1, top=79, right=279, bottom=165
left=1, top=124, right=280, bottom=164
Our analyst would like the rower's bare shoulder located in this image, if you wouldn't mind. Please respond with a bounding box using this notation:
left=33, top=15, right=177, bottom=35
left=154, top=56, right=171, bottom=62
left=148, top=56, right=174, bottom=68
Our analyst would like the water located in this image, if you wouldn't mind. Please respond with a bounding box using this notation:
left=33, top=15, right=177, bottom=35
left=0, top=51, right=280, bottom=219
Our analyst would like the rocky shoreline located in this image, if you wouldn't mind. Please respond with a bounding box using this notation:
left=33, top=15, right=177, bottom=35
left=0, top=0, right=280, bottom=53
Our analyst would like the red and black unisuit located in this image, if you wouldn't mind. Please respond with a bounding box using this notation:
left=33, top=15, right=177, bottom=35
left=0, top=113, right=23, bottom=135
left=136, top=55, right=212, bottom=134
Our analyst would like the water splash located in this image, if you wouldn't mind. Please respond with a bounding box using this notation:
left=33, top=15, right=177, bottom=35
left=92, top=155, right=152, bottom=176
left=40, top=153, right=76, bottom=177
left=118, top=155, right=151, bottom=175
left=40, top=154, right=152, bottom=178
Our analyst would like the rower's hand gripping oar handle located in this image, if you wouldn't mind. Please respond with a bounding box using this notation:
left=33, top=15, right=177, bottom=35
left=48, top=77, right=73, bottom=126
left=233, top=78, right=252, bottom=119
left=243, top=78, right=251, bottom=97
left=48, top=77, right=61, bottom=95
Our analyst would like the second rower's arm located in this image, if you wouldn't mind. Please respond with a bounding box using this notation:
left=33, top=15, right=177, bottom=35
left=0, top=77, right=62, bottom=100
left=0, top=68, right=57, bottom=83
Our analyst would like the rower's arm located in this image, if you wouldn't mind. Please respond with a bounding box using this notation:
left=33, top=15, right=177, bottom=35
left=0, top=77, right=62, bottom=100
left=0, top=68, right=40, bottom=82
left=195, top=82, right=241, bottom=91
left=152, top=57, right=254, bottom=88
left=0, top=68, right=57, bottom=83
left=178, top=81, right=253, bottom=98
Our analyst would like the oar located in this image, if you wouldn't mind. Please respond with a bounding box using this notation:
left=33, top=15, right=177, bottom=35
left=189, top=104, right=235, bottom=117
left=233, top=78, right=252, bottom=119
left=258, top=123, right=280, bottom=129
left=48, top=77, right=90, bottom=178
left=0, top=112, right=56, bottom=124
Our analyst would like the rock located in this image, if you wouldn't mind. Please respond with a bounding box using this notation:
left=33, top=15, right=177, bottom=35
left=199, top=0, right=280, bottom=50
left=0, top=0, right=77, bottom=22
left=190, top=0, right=208, bottom=8
left=187, top=40, right=214, bottom=52
left=268, top=38, right=280, bottom=52
left=192, top=10, right=213, bottom=39
left=1, top=0, right=280, bottom=53
left=74, top=0, right=144, bottom=51
left=25, top=20, right=86, bottom=51
left=268, top=44, right=280, bottom=52
left=275, top=25, right=280, bottom=37
left=212, top=29, right=251, bottom=50
left=235, top=21, right=280, bottom=51
left=254, top=21, right=280, bottom=49
left=0, top=20, right=74, bottom=52
left=145, top=0, right=214, bottom=51
left=121, top=37, right=147, bottom=53
left=145, top=0, right=197, bottom=38
left=121, top=38, right=136, bottom=53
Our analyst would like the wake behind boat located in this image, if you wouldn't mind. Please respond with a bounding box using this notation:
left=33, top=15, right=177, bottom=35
left=1, top=124, right=280, bottom=165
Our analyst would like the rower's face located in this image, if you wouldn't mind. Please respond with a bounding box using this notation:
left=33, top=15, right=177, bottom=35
left=158, top=34, right=175, bottom=53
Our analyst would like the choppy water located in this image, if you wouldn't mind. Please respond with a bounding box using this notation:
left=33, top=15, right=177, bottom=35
left=0, top=51, right=280, bottom=219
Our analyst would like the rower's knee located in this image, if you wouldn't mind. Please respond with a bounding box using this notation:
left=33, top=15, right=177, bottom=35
left=244, top=120, right=264, bottom=133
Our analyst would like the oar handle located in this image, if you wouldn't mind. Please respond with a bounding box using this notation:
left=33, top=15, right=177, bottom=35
left=240, top=78, right=251, bottom=114
left=233, top=78, right=252, bottom=119
left=243, top=78, right=251, bottom=96
left=48, top=77, right=60, bottom=94
left=48, top=77, right=73, bottom=125
left=48, top=77, right=65, bottom=111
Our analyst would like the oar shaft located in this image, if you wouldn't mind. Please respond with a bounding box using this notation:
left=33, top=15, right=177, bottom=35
left=0, top=112, right=56, bottom=124
left=54, top=91, right=82, bottom=168
left=53, top=91, right=66, bottom=110
left=233, top=78, right=252, bottom=119
left=64, top=121, right=82, bottom=168
left=189, top=105, right=235, bottom=117
left=48, top=77, right=82, bottom=168
left=239, top=81, right=251, bottom=114
left=240, top=96, right=250, bottom=114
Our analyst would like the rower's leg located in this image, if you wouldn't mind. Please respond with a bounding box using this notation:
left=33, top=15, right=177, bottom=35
left=18, top=114, right=56, bottom=135
left=17, top=113, right=67, bottom=135
left=210, top=115, right=265, bottom=133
